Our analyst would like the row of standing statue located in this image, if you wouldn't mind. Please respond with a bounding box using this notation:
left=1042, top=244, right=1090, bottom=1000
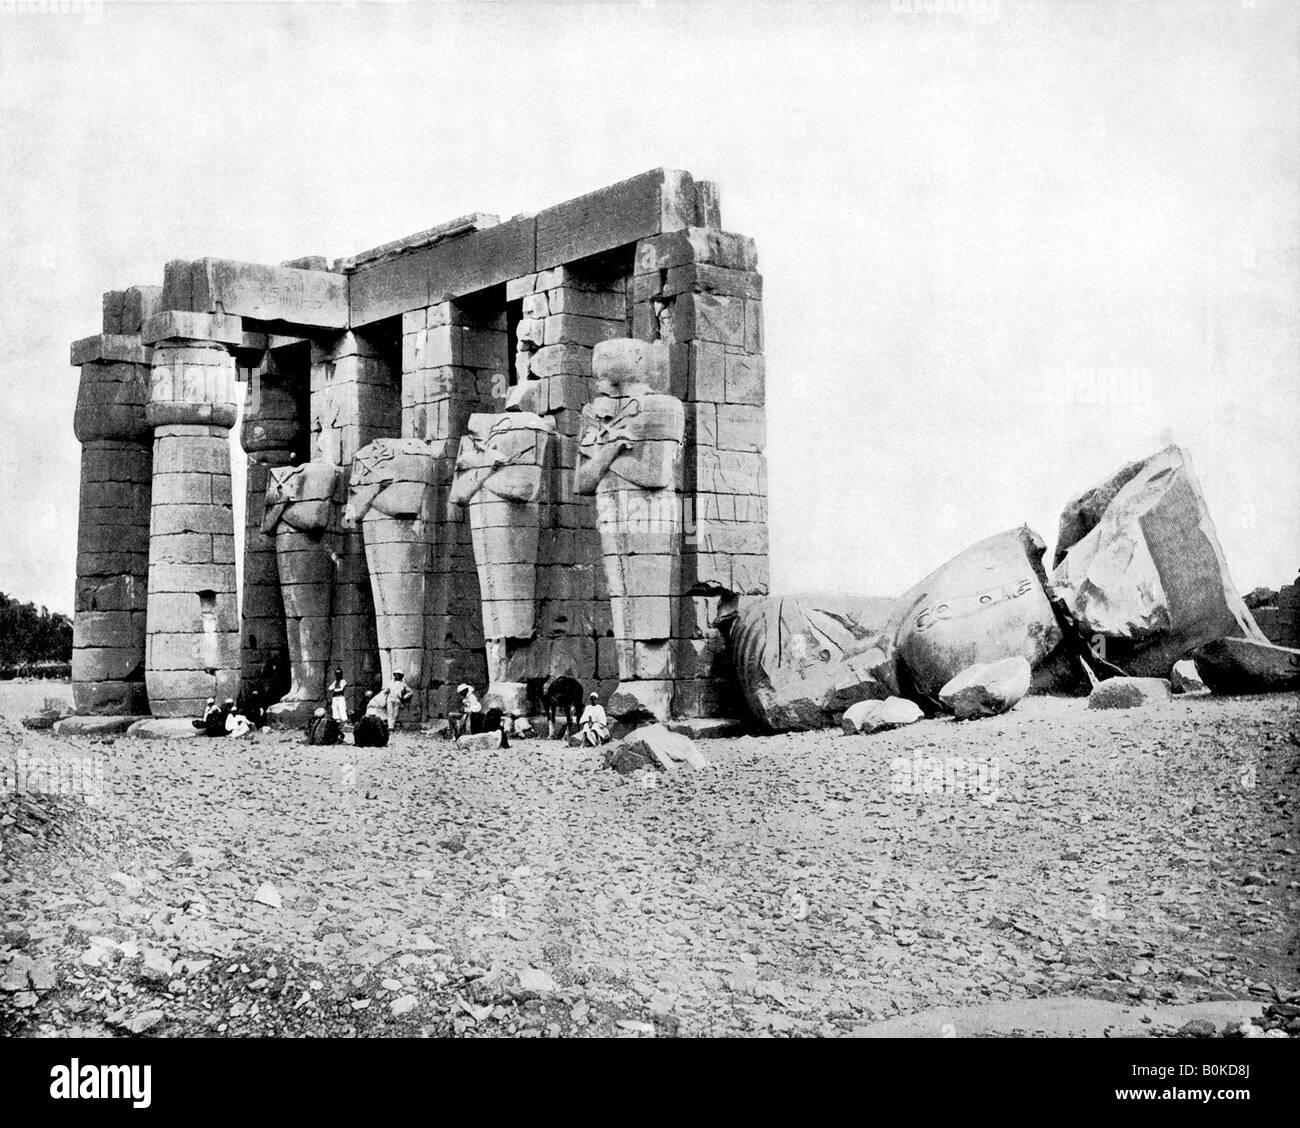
left=256, top=338, right=684, bottom=725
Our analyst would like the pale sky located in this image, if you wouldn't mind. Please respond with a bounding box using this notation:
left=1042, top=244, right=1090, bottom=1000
left=1, top=0, right=1296, bottom=615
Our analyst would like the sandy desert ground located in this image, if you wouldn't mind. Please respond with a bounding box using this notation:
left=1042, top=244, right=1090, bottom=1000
left=1, top=679, right=1297, bottom=1038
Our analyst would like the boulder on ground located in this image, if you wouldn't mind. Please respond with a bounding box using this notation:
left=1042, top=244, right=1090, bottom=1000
left=730, top=594, right=896, bottom=732
left=1051, top=445, right=1265, bottom=678
left=1193, top=637, right=1300, bottom=695
left=456, top=730, right=502, bottom=751
left=1169, top=659, right=1207, bottom=694
left=841, top=696, right=924, bottom=735
left=1087, top=677, right=1172, bottom=710
left=53, top=715, right=147, bottom=737
left=605, top=723, right=709, bottom=772
left=938, top=656, right=1032, bottom=720
left=883, top=526, right=1068, bottom=709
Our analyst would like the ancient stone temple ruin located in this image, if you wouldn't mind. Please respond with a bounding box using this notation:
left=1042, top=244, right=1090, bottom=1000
left=69, top=170, right=768, bottom=725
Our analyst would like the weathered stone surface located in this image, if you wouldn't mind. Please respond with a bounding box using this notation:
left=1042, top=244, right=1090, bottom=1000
left=187, top=258, right=348, bottom=327
left=52, top=715, right=148, bottom=737
left=126, top=718, right=205, bottom=740
left=883, top=526, right=1067, bottom=707
left=456, top=730, right=503, bottom=751
left=1051, top=446, right=1264, bottom=678
left=1193, top=637, right=1300, bottom=695
left=607, top=722, right=709, bottom=773
left=608, top=681, right=674, bottom=723
left=141, top=310, right=242, bottom=347
left=841, top=696, right=924, bottom=735
left=731, top=595, right=896, bottom=732
left=938, top=656, right=1032, bottom=720
left=1087, top=677, right=1172, bottom=710
left=1170, top=658, right=1207, bottom=694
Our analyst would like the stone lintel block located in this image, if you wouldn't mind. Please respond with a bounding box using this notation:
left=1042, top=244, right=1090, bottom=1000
left=545, top=288, right=627, bottom=321
left=141, top=310, right=243, bottom=347
left=663, top=263, right=763, bottom=300
left=71, top=334, right=151, bottom=366
left=542, top=314, right=623, bottom=349
left=635, top=228, right=758, bottom=275
left=188, top=257, right=348, bottom=328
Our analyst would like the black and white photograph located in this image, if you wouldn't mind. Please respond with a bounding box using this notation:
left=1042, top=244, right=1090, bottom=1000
left=0, top=0, right=1296, bottom=1109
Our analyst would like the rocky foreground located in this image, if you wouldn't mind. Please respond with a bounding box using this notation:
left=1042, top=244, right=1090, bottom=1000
left=1, top=686, right=1297, bottom=1038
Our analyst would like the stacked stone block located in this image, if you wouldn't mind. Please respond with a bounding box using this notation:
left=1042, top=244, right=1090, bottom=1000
left=238, top=355, right=304, bottom=702
left=307, top=331, right=402, bottom=713
left=504, top=266, right=628, bottom=695
left=71, top=323, right=154, bottom=715
left=632, top=227, right=769, bottom=717
left=143, top=336, right=241, bottom=717
left=400, top=301, right=509, bottom=715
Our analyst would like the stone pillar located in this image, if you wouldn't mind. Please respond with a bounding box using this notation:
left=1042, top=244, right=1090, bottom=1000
left=262, top=451, right=344, bottom=721
left=575, top=339, right=684, bottom=721
left=345, top=438, right=439, bottom=720
left=632, top=226, right=769, bottom=717
left=451, top=405, right=555, bottom=714
left=238, top=352, right=303, bottom=703
left=400, top=300, right=508, bottom=715
left=506, top=264, right=629, bottom=693
left=143, top=329, right=241, bottom=716
left=309, top=330, right=402, bottom=712
left=70, top=334, right=153, bottom=714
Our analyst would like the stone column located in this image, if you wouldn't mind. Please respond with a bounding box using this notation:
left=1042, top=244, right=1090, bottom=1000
left=633, top=226, right=769, bottom=718
left=142, top=319, right=241, bottom=717
left=70, top=335, right=153, bottom=714
left=451, top=406, right=555, bottom=715
left=400, top=300, right=508, bottom=715
left=575, top=339, right=684, bottom=721
left=238, top=352, right=304, bottom=702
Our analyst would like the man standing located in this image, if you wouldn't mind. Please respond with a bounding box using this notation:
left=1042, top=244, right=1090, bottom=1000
left=328, top=667, right=349, bottom=724
left=386, top=671, right=413, bottom=731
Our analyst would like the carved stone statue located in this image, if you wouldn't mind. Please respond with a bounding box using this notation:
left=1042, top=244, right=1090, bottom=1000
left=344, top=437, right=439, bottom=720
left=452, top=395, right=555, bottom=714
left=262, top=437, right=344, bottom=720
left=575, top=339, right=683, bottom=720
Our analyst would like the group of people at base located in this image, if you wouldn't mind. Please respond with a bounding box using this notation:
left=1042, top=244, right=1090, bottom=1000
left=447, top=678, right=609, bottom=747
left=192, top=693, right=266, bottom=739
left=308, top=667, right=412, bottom=747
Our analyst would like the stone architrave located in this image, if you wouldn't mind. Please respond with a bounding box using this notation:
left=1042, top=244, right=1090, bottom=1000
left=345, top=438, right=440, bottom=719
left=143, top=336, right=241, bottom=717
left=262, top=446, right=344, bottom=721
left=575, top=339, right=684, bottom=720
left=451, top=404, right=555, bottom=713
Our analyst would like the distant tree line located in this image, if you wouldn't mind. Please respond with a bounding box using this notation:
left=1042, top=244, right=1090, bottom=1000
left=0, top=592, right=73, bottom=668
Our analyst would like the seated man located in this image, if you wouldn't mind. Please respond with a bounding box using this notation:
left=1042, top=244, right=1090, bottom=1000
left=578, top=692, right=610, bottom=746
left=225, top=709, right=254, bottom=738
left=193, top=697, right=225, bottom=737
left=511, top=713, right=535, bottom=740
left=450, top=683, right=482, bottom=738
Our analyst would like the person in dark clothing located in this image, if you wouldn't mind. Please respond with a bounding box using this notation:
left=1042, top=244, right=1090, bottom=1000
left=239, top=688, right=266, bottom=731
left=542, top=675, right=583, bottom=739
left=481, top=706, right=511, bottom=749
left=193, top=697, right=227, bottom=737
left=305, top=707, right=341, bottom=746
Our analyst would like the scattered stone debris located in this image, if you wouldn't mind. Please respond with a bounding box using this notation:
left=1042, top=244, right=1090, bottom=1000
left=605, top=723, right=709, bottom=773
left=840, top=696, right=923, bottom=735
left=1193, top=637, right=1300, bottom=695
left=1169, top=659, right=1207, bottom=695
left=1087, top=677, right=1172, bottom=710
left=938, top=657, right=1032, bottom=720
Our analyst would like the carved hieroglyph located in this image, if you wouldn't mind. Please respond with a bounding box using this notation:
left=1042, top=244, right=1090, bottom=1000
left=345, top=437, right=439, bottom=716
left=575, top=339, right=684, bottom=719
left=262, top=447, right=343, bottom=715
left=452, top=406, right=555, bottom=706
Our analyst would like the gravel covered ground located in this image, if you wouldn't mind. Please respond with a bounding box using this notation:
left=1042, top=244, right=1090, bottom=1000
left=1, top=680, right=1297, bottom=1038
